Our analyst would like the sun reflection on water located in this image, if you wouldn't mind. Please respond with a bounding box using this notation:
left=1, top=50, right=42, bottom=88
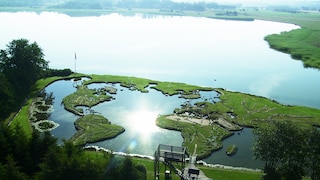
left=128, top=107, right=160, bottom=136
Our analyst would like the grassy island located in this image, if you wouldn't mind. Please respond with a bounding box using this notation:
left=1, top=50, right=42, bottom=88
left=70, top=114, right=125, bottom=146
left=226, top=145, right=238, bottom=156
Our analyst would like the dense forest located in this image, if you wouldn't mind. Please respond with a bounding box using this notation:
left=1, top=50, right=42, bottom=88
left=0, top=124, right=146, bottom=179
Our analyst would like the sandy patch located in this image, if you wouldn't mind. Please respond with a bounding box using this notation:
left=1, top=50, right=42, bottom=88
left=166, top=114, right=241, bottom=130
left=166, top=114, right=210, bottom=126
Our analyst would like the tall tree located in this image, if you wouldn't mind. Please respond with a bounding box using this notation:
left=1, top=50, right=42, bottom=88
left=253, top=121, right=307, bottom=180
left=0, top=39, right=48, bottom=100
left=253, top=123, right=282, bottom=179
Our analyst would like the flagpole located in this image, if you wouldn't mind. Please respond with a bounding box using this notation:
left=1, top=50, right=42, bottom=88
left=74, top=52, right=77, bottom=74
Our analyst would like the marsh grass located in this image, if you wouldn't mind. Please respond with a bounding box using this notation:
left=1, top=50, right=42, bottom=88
left=244, top=9, right=320, bottom=69
left=265, top=28, right=320, bottom=68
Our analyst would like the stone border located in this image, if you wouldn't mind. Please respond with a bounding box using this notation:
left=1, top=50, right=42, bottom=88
left=32, top=120, right=60, bottom=132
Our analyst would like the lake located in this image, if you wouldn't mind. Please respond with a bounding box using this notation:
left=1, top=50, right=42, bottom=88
left=1, top=12, right=320, bottom=168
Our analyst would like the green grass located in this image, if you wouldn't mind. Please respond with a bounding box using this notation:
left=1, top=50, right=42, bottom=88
left=244, top=9, right=320, bottom=69
left=114, top=153, right=264, bottom=180
left=84, top=150, right=311, bottom=180
left=157, top=88, right=320, bottom=157
left=8, top=99, right=33, bottom=136
left=226, top=145, right=238, bottom=155
left=216, top=89, right=320, bottom=127
left=153, top=81, right=213, bottom=96
left=62, top=84, right=113, bottom=115
left=86, top=74, right=156, bottom=93
left=71, top=114, right=124, bottom=145
left=156, top=115, right=232, bottom=159
left=86, top=74, right=213, bottom=95
left=200, top=166, right=263, bottom=180
left=8, top=74, right=83, bottom=136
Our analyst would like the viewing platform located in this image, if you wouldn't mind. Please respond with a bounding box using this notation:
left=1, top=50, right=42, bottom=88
left=154, top=144, right=211, bottom=180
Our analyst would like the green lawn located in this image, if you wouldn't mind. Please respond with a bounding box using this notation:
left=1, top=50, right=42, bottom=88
left=200, top=166, right=262, bottom=180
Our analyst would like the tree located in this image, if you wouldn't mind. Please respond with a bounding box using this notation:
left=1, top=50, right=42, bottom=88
left=253, top=121, right=307, bottom=180
left=307, top=128, right=320, bottom=180
left=0, top=73, right=15, bottom=120
left=0, top=39, right=48, bottom=100
left=0, top=156, right=28, bottom=180
left=253, top=123, right=282, bottom=179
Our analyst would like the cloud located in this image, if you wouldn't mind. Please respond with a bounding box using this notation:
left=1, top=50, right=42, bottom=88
left=249, top=73, right=288, bottom=97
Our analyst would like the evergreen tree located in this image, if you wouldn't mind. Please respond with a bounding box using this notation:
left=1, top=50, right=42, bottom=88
left=0, top=39, right=48, bottom=100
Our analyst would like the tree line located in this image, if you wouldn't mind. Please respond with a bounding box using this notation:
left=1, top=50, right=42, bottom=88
left=51, top=0, right=236, bottom=12
left=0, top=0, right=236, bottom=12
left=0, top=124, right=146, bottom=179
left=0, top=39, right=72, bottom=121
left=253, top=121, right=320, bottom=180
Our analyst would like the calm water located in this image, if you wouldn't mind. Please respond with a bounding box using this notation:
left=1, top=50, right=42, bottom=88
left=2, top=12, right=320, bottom=168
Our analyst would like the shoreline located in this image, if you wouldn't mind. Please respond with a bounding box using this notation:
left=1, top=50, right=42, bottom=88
left=84, top=145, right=262, bottom=172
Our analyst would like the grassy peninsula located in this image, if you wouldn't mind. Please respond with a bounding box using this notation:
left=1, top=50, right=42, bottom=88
left=265, top=28, right=320, bottom=68
left=246, top=10, right=320, bottom=69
